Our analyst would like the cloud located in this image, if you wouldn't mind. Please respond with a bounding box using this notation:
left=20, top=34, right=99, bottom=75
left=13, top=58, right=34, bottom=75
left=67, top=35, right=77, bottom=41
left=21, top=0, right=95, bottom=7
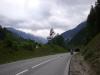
left=0, top=0, right=96, bottom=38
left=18, top=28, right=65, bottom=39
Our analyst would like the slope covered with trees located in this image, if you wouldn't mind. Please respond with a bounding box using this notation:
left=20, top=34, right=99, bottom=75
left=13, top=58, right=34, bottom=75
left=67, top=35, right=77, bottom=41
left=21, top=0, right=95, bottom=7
left=0, top=25, right=66, bottom=64
left=48, top=34, right=66, bottom=48
left=68, top=0, right=100, bottom=48
left=82, top=33, right=100, bottom=75
left=82, top=1, right=100, bottom=74
left=66, top=0, right=100, bottom=74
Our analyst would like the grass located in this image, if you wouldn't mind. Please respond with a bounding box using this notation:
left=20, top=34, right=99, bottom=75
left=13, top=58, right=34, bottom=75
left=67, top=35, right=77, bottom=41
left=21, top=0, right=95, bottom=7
left=0, top=44, right=67, bottom=64
left=82, top=33, right=100, bottom=75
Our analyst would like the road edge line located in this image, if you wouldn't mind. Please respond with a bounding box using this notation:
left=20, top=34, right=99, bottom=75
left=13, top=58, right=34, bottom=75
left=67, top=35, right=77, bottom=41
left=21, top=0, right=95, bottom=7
left=64, top=55, right=73, bottom=75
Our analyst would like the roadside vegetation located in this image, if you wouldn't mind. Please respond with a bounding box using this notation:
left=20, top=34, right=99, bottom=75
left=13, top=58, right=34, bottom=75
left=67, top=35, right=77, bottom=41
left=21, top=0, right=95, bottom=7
left=82, top=33, right=100, bottom=75
left=0, top=26, right=67, bottom=64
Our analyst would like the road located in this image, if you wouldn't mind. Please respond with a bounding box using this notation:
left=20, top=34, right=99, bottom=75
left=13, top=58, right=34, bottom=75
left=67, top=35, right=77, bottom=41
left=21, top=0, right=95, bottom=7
left=0, top=53, right=72, bottom=75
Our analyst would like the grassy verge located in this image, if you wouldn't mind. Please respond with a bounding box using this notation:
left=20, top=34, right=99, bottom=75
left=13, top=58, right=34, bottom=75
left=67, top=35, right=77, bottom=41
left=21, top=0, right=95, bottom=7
left=0, top=44, right=67, bottom=64
left=0, top=27, right=68, bottom=64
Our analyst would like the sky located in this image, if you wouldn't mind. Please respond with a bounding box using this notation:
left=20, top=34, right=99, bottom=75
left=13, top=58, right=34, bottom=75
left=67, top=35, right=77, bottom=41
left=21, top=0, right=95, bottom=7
left=0, top=0, right=96, bottom=39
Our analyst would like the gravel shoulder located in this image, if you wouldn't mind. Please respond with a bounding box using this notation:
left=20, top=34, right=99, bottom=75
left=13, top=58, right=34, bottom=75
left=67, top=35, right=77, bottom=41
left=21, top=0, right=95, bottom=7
left=69, top=53, right=95, bottom=75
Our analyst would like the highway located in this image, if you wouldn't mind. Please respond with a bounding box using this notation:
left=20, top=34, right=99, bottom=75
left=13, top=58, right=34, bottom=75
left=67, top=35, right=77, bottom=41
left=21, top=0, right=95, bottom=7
left=0, top=53, right=72, bottom=75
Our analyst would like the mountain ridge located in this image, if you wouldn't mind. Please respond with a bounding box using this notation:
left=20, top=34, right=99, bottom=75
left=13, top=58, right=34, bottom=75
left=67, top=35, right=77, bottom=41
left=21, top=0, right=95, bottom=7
left=7, top=28, right=47, bottom=44
left=61, top=21, right=86, bottom=41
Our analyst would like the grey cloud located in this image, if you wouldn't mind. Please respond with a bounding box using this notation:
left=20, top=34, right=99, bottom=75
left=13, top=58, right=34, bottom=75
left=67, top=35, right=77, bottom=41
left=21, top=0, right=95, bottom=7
left=0, top=0, right=96, bottom=38
left=57, top=0, right=96, bottom=6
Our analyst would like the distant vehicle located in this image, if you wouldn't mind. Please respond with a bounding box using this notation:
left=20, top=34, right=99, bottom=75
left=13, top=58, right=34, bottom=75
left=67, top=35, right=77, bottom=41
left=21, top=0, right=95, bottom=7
left=70, top=49, right=74, bottom=55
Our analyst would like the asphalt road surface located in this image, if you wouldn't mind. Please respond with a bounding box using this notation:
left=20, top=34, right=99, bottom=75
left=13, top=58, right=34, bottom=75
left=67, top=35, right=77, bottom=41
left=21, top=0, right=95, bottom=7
left=0, top=53, right=72, bottom=75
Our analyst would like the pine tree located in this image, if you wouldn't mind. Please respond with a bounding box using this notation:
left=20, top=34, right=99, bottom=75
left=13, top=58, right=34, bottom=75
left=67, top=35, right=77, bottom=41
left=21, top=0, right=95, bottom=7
left=87, top=5, right=95, bottom=26
left=95, top=0, right=100, bottom=32
left=47, top=28, right=55, bottom=41
left=97, top=0, right=100, bottom=4
left=87, top=5, right=96, bottom=35
left=50, top=35, right=65, bottom=48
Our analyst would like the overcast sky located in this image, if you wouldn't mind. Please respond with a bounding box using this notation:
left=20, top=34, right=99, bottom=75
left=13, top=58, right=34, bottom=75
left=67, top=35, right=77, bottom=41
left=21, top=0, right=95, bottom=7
left=0, top=0, right=96, bottom=38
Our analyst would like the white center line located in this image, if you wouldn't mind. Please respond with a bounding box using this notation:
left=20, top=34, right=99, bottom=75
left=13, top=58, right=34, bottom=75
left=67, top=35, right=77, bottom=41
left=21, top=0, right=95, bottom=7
left=15, top=56, right=60, bottom=75
left=32, top=57, right=59, bottom=69
left=32, top=59, right=52, bottom=68
left=16, top=69, right=28, bottom=75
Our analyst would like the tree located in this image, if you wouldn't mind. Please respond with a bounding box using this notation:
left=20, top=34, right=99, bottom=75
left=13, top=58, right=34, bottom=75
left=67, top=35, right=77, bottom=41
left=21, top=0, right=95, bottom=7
left=47, top=28, right=55, bottom=41
left=95, top=0, right=100, bottom=33
left=87, top=5, right=95, bottom=27
left=48, top=35, right=65, bottom=48
left=97, top=0, right=100, bottom=4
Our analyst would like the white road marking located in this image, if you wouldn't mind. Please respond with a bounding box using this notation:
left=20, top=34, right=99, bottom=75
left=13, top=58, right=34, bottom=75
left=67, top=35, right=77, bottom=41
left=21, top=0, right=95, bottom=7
left=64, top=56, right=72, bottom=75
left=16, top=69, right=28, bottom=75
left=32, top=57, right=59, bottom=69
left=15, top=56, right=60, bottom=75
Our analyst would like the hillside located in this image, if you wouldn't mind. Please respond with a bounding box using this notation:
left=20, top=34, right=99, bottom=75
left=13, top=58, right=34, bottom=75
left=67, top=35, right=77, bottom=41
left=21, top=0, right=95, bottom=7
left=67, top=1, right=100, bottom=48
left=67, top=1, right=100, bottom=74
left=67, top=27, right=88, bottom=48
left=7, top=28, right=47, bottom=44
left=0, top=26, right=67, bottom=64
left=82, top=33, right=100, bottom=75
left=61, top=21, right=86, bottom=41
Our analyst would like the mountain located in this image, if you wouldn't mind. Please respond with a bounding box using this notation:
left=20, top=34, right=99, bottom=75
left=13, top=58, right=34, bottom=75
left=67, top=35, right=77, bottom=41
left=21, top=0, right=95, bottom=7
left=68, top=3, right=100, bottom=48
left=61, top=21, right=86, bottom=41
left=7, top=28, right=47, bottom=44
